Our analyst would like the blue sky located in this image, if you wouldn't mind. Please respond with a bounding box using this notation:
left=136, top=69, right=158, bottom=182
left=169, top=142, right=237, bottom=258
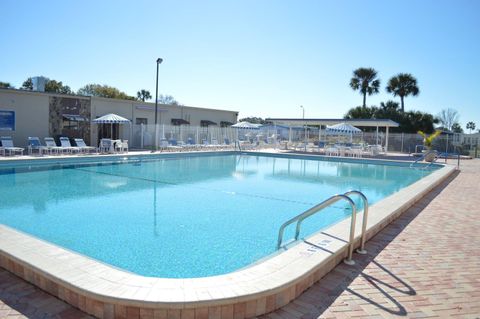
left=1, top=0, right=479, bottom=128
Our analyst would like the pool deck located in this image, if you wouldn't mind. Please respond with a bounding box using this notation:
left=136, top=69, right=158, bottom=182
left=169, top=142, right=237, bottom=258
left=261, top=159, right=480, bottom=319
left=0, top=155, right=478, bottom=318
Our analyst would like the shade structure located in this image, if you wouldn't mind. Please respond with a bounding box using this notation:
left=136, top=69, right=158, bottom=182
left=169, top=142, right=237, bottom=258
left=326, top=122, right=362, bottom=135
left=171, top=118, right=190, bottom=125
left=92, top=113, right=131, bottom=124
left=200, top=120, right=217, bottom=126
left=220, top=121, right=234, bottom=127
left=231, top=121, right=261, bottom=129
left=93, top=113, right=131, bottom=142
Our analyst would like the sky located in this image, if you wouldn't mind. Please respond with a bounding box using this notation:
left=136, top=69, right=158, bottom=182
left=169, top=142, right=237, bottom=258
left=1, top=0, right=479, bottom=128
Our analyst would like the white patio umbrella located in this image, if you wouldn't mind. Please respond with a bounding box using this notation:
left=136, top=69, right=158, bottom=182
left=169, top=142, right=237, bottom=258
left=326, top=122, right=362, bottom=142
left=92, top=113, right=131, bottom=140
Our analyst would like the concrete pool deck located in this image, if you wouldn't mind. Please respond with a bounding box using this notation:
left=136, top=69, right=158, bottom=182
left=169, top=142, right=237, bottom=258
left=0, top=154, right=476, bottom=318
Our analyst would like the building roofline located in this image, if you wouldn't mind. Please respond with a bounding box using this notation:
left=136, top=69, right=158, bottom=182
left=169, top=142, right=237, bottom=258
left=266, top=118, right=400, bottom=127
left=0, top=88, right=238, bottom=114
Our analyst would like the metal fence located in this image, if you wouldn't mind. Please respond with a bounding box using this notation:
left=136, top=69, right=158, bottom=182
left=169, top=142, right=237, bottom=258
left=125, top=124, right=468, bottom=155
left=129, top=124, right=280, bottom=149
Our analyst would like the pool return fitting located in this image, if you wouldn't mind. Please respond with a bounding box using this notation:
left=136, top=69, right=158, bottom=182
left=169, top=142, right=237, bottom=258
left=277, top=190, right=369, bottom=265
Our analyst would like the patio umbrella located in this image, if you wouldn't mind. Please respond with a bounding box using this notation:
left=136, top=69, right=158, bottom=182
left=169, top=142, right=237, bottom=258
left=92, top=113, right=131, bottom=139
left=326, top=122, right=362, bottom=142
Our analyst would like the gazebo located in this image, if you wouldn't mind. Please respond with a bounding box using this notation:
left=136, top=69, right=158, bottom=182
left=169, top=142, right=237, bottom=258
left=266, top=118, right=399, bottom=153
left=92, top=113, right=132, bottom=144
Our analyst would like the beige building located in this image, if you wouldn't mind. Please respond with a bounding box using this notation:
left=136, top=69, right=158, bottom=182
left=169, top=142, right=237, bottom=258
left=0, top=88, right=238, bottom=147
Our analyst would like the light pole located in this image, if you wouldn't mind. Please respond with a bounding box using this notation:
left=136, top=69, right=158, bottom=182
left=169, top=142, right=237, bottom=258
left=153, top=57, right=163, bottom=152
left=300, top=105, right=307, bottom=151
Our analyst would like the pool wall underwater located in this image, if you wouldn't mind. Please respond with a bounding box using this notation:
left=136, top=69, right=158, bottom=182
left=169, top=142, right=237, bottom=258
left=0, top=151, right=456, bottom=318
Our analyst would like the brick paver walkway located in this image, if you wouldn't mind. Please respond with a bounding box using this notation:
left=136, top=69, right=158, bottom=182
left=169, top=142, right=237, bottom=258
left=263, top=159, right=480, bottom=319
left=1, top=160, right=479, bottom=319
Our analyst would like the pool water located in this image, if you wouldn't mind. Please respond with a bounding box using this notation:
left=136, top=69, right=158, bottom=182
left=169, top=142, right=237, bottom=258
left=0, top=154, right=436, bottom=277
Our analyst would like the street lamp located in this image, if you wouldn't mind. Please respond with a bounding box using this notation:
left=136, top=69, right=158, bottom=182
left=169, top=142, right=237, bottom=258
left=300, top=105, right=307, bottom=151
left=153, top=57, right=163, bottom=152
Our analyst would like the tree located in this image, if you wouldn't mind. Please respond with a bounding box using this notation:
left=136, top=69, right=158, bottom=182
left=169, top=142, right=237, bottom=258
left=344, top=106, right=378, bottom=119
left=402, top=111, right=437, bottom=133
left=466, top=121, right=476, bottom=134
left=452, top=122, right=464, bottom=133
left=77, top=84, right=135, bottom=100
left=0, top=82, right=13, bottom=88
left=238, top=117, right=267, bottom=124
left=437, top=108, right=459, bottom=131
left=20, top=77, right=72, bottom=94
left=349, top=67, right=381, bottom=108
left=157, top=94, right=180, bottom=105
left=44, top=79, right=72, bottom=94
left=21, top=78, right=33, bottom=90
left=344, top=104, right=437, bottom=133
left=386, top=73, right=419, bottom=112
left=137, top=89, right=152, bottom=102
left=379, top=100, right=400, bottom=111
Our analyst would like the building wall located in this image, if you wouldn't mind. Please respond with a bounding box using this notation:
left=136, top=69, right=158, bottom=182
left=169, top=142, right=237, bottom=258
left=0, top=89, right=238, bottom=147
left=90, top=97, right=238, bottom=146
left=0, top=89, right=50, bottom=146
left=461, top=133, right=480, bottom=148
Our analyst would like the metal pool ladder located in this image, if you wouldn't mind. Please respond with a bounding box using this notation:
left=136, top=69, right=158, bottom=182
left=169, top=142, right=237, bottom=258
left=276, top=190, right=369, bottom=265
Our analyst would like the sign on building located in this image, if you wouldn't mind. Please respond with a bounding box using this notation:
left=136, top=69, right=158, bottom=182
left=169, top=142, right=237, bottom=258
left=0, top=110, right=15, bottom=131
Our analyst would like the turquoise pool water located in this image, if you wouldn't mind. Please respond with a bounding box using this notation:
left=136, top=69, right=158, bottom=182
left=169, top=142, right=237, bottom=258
left=0, top=153, right=437, bottom=278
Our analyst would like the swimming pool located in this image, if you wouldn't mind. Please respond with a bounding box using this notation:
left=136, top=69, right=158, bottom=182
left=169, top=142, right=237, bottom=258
left=0, top=152, right=438, bottom=278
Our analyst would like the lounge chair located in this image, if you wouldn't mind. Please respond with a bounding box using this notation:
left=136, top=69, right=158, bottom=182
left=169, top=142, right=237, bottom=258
left=74, top=138, right=97, bottom=153
left=158, top=139, right=169, bottom=151
left=27, top=137, right=50, bottom=155
left=0, top=136, right=24, bottom=156
left=167, top=139, right=182, bottom=152
left=0, top=146, right=5, bottom=156
left=44, top=137, right=64, bottom=154
left=325, top=145, right=339, bottom=156
left=59, top=137, right=81, bottom=153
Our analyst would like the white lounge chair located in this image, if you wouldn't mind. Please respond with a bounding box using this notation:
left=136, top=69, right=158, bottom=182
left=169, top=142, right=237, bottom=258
left=44, top=137, right=64, bottom=155
left=74, top=138, right=96, bottom=153
left=27, top=137, right=50, bottom=155
left=59, top=137, right=81, bottom=153
left=0, top=136, right=24, bottom=156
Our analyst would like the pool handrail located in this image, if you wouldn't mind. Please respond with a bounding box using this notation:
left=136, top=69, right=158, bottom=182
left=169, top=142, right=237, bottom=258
left=277, top=193, right=359, bottom=265
left=344, top=190, right=369, bottom=254
left=410, top=149, right=438, bottom=169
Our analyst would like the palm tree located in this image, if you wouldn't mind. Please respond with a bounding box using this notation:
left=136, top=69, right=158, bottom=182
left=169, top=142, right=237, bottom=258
left=349, top=68, right=381, bottom=108
left=136, top=89, right=152, bottom=102
left=386, top=73, right=419, bottom=113
left=466, top=121, right=476, bottom=134
left=380, top=100, right=400, bottom=111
